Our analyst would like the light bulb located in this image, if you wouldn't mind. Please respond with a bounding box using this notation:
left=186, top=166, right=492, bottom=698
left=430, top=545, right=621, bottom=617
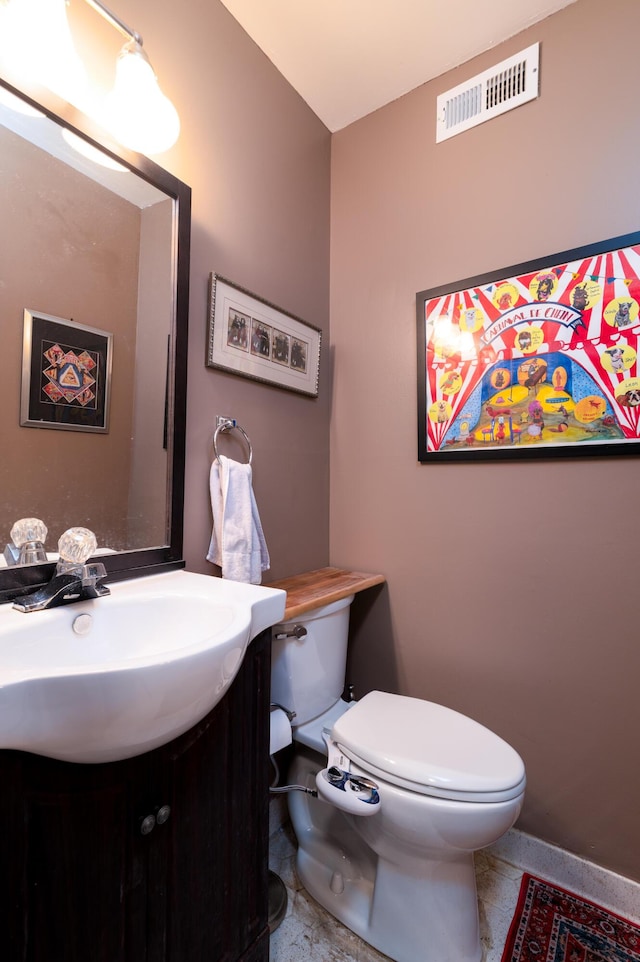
left=101, top=41, right=180, bottom=155
left=0, top=0, right=90, bottom=111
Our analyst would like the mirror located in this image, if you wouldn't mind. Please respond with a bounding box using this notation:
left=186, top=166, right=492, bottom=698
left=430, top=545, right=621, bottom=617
left=0, top=78, right=190, bottom=602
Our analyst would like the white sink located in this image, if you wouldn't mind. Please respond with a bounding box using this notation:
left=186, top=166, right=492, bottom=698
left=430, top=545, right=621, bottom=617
left=0, top=569, right=285, bottom=763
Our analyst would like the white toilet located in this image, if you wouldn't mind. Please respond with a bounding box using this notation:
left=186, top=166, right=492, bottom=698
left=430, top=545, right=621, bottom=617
left=271, top=594, right=526, bottom=962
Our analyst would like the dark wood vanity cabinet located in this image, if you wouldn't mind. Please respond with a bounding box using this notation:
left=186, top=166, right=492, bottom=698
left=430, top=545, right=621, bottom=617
left=0, top=628, right=272, bottom=962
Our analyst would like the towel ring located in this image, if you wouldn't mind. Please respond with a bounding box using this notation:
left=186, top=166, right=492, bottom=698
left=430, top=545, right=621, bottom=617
left=213, top=418, right=253, bottom=465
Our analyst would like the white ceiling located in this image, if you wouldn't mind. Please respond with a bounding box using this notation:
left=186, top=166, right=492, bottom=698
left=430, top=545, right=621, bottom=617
left=218, top=0, right=577, bottom=132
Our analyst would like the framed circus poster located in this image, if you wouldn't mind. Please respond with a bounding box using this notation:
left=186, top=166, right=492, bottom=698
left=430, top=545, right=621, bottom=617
left=417, top=231, right=640, bottom=462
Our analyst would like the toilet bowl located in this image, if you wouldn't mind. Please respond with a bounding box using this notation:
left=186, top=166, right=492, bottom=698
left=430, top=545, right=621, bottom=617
left=271, top=595, right=526, bottom=962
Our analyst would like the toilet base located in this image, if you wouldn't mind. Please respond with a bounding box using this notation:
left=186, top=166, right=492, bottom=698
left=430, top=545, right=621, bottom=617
left=295, top=843, right=482, bottom=962
left=288, top=755, right=483, bottom=962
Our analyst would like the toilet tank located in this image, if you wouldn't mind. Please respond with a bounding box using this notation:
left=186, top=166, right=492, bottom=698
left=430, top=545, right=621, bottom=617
left=271, top=594, right=354, bottom=727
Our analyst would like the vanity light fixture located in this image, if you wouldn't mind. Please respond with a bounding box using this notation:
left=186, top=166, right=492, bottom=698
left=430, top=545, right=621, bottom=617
left=0, top=0, right=180, bottom=155
left=0, top=0, right=89, bottom=109
left=86, top=0, right=180, bottom=155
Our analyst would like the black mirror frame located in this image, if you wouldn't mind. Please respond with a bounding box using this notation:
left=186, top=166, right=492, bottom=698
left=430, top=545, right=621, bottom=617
left=0, top=77, right=191, bottom=604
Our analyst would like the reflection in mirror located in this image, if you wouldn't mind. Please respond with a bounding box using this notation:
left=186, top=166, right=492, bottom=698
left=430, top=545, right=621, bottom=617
left=0, top=79, right=190, bottom=600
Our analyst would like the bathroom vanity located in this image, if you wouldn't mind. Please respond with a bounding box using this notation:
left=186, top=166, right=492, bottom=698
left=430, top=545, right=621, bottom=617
left=0, top=626, right=272, bottom=962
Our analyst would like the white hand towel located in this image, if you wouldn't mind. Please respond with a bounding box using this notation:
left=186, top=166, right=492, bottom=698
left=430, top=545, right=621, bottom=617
left=206, top=455, right=270, bottom=583
left=207, top=459, right=224, bottom=567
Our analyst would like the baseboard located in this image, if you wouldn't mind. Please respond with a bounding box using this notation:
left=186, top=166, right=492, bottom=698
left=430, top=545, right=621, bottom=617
left=487, top=828, right=640, bottom=923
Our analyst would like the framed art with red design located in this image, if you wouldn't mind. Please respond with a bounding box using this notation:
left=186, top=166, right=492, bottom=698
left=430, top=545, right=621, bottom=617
left=20, top=309, right=113, bottom=433
left=417, top=230, right=640, bottom=462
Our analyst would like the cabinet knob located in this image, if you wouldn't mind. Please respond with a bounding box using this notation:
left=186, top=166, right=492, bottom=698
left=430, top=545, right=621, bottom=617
left=155, top=804, right=171, bottom=825
left=140, top=814, right=156, bottom=836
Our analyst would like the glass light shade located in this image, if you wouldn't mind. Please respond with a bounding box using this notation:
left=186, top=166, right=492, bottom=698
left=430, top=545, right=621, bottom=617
left=0, top=0, right=90, bottom=110
left=102, top=43, right=180, bottom=155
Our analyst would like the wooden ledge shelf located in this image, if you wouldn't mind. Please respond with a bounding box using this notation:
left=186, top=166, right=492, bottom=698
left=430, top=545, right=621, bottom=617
left=266, top=566, right=385, bottom=621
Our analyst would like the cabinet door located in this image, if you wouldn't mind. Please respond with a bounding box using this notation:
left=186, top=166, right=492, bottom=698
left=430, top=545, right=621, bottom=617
left=1, top=755, right=144, bottom=962
left=162, top=627, right=271, bottom=962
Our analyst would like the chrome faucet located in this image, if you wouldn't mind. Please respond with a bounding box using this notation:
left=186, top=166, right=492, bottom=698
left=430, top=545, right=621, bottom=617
left=12, top=527, right=110, bottom=613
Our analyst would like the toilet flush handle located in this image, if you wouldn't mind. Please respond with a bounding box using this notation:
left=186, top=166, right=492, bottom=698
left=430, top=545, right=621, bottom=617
left=274, top=624, right=307, bottom=640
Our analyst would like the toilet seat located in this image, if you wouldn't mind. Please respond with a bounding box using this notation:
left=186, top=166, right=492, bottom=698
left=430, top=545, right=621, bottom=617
left=332, top=690, right=526, bottom=803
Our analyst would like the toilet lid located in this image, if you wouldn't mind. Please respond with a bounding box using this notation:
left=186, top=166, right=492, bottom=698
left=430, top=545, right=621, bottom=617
left=332, top=690, right=526, bottom=802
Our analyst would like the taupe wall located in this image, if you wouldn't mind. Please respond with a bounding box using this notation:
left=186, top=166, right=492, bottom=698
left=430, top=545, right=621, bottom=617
left=0, top=127, right=139, bottom=548
left=330, top=0, right=640, bottom=881
left=35, top=0, right=639, bottom=882
left=89, top=0, right=332, bottom=582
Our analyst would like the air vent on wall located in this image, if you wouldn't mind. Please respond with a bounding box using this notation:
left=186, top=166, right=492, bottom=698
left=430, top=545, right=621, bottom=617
left=436, top=42, right=540, bottom=142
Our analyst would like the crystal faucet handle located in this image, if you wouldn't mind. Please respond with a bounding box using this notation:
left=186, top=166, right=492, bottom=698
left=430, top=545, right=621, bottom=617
left=10, top=518, right=48, bottom=547
left=58, top=527, right=98, bottom=565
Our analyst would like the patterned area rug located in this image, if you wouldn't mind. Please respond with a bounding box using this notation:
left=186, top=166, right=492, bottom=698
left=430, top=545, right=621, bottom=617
left=501, top=873, right=640, bottom=961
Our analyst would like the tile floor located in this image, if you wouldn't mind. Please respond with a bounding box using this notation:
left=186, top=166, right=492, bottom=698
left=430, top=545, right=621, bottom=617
left=268, top=801, right=640, bottom=962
